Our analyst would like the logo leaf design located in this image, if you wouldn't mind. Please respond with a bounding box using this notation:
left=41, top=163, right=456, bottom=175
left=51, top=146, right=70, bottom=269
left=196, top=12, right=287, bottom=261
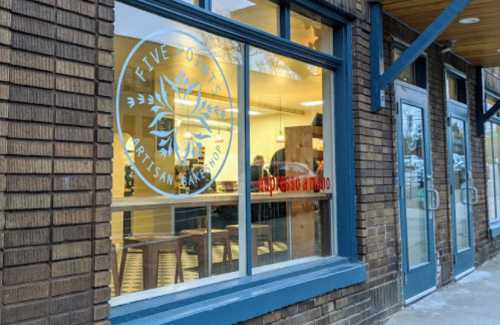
left=127, top=97, right=135, bottom=108
left=150, top=129, right=174, bottom=138
left=148, top=112, right=171, bottom=128
left=197, top=115, right=211, bottom=133
left=193, top=133, right=210, bottom=140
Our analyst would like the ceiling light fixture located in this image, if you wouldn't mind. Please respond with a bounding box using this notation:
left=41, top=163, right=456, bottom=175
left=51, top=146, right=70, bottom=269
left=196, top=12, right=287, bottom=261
left=301, top=100, right=323, bottom=107
left=225, top=108, right=262, bottom=116
left=458, top=17, right=480, bottom=25
left=175, top=98, right=196, bottom=106
left=497, top=48, right=500, bottom=53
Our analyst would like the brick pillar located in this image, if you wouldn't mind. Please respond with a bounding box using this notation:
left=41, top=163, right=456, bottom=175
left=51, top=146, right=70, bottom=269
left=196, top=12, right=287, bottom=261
left=0, top=0, right=113, bottom=324
left=0, top=1, right=8, bottom=325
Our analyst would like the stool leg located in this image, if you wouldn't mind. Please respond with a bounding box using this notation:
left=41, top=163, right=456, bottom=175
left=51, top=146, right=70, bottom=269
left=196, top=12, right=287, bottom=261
left=175, top=241, right=184, bottom=283
left=267, top=230, right=274, bottom=255
left=118, top=247, right=128, bottom=293
left=226, top=239, right=233, bottom=262
left=111, top=246, right=121, bottom=296
left=156, top=251, right=162, bottom=287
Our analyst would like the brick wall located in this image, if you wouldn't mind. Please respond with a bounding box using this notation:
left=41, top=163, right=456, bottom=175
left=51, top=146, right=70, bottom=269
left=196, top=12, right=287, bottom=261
left=0, top=0, right=113, bottom=324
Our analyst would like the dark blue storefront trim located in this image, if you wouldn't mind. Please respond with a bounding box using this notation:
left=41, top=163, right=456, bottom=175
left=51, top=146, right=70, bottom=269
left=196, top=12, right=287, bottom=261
left=111, top=257, right=366, bottom=325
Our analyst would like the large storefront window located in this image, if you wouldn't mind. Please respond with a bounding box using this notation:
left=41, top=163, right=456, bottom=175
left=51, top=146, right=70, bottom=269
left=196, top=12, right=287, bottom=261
left=113, top=3, right=243, bottom=296
left=249, top=48, right=334, bottom=267
left=112, top=2, right=337, bottom=299
left=485, top=94, right=500, bottom=224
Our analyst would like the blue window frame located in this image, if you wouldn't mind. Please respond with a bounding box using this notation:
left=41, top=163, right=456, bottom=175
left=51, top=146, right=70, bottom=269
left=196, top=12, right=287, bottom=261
left=484, top=90, right=500, bottom=238
left=111, top=1, right=365, bottom=323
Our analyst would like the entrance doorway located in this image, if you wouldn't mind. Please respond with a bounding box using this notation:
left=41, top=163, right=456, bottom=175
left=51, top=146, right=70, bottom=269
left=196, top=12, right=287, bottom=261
left=395, top=81, right=438, bottom=303
left=445, top=68, right=476, bottom=279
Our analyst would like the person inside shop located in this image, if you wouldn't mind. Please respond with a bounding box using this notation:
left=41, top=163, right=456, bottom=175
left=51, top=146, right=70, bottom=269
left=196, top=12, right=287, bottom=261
left=251, top=155, right=269, bottom=192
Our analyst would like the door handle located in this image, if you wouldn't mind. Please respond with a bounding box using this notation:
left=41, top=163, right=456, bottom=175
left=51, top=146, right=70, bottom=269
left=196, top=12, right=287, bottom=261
left=427, top=188, right=440, bottom=211
left=469, top=186, right=479, bottom=205
left=460, top=185, right=468, bottom=204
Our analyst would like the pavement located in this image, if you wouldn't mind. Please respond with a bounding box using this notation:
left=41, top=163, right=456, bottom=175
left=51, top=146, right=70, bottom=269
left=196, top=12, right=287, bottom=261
left=386, top=254, right=500, bottom=325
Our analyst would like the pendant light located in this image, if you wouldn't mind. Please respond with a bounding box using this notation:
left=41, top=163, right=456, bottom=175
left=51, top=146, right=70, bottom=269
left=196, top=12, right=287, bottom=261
left=276, top=99, right=285, bottom=143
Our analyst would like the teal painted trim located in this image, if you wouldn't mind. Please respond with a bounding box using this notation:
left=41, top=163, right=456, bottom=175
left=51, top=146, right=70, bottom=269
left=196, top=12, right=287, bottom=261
left=111, top=258, right=367, bottom=324
left=369, top=1, right=383, bottom=112
left=370, top=0, right=471, bottom=112
left=334, top=23, right=357, bottom=260
left=242, top=44, right=253, bottom=275
left=279, top=2, right=291, bottom=39
left=379, top=0, right=470, bottom=89
left=490, top=220, right=500, bottom=238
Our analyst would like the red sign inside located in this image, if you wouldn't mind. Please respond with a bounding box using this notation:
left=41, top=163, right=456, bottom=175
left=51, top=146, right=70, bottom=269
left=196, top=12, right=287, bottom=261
left=256, top=176, right=331, bottom=196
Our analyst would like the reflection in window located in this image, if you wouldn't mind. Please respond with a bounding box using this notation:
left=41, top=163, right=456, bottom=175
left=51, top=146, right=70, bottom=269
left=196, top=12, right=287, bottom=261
left=113, top=3, right=242, bottom=297
left=291, top=11, right=333, bottom=54
left=447, top=72, right=467, bottom=104
left=485, top=95, right=500, bottom=223
left=249, top=48, right=335, bottom=267
left=393, top=47, right=414, bottom=85
left=212, top=0, right=279, bottom=35
left=450, top=118, right=470, bottom=251
left=401, top=104, right=429, bottom=267
left=392, top=46, right=427, bottom=88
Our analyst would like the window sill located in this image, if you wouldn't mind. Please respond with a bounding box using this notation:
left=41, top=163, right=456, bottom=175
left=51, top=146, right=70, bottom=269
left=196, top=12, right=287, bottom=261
left=490, top=220, right=500, bottom=238
left=110, top=257, right=367, bottom=325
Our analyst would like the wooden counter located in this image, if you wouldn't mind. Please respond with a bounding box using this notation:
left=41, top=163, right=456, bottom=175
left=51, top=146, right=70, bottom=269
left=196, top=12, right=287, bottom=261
left=111, top=192, right=331, bottom=212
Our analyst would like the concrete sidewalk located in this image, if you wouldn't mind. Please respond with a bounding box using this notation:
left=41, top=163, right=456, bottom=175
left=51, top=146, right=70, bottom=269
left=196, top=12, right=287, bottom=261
left=386, top=254, right=500, bottom=325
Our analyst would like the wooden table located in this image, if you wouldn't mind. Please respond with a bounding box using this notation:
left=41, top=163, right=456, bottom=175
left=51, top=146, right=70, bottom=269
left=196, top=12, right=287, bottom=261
left=111, top=192, right=331, bottom=212
left=226, top=224, right=273, bottom=264
left=111, top=192, right=331, bottom=287
left=118, top=234, right=189, bottom=290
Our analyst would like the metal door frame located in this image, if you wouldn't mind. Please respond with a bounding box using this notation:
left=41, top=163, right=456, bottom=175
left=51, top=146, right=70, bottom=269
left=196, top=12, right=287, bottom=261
left=395, top=80, right=438, bottom=303
left=446, top=99, right=476, bottom=280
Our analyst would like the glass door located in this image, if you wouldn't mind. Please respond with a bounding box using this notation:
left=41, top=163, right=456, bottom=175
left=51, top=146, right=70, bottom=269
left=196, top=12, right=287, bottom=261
left=396, top=82, right=437, bottom=303
left=447, top=102, right=475, bottom=278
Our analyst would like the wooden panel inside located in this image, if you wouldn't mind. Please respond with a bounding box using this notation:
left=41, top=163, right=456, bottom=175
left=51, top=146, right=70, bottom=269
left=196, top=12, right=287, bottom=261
left=382, top=0, right=500, bottom=67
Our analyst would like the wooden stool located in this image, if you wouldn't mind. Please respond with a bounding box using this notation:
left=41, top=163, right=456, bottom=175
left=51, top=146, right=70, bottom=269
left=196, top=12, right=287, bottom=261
left=118, top=235, right=186, bottom=291
left=226, top=224, right=273, bottom=264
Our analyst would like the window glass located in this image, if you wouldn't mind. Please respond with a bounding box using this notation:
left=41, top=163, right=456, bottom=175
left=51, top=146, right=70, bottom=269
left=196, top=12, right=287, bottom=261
left=113, top=3, right=243, bottom=297
left=485, top=95, right=500, bottom=223
left=487, top=95, right=500, bottom=119
left=392, top=46, right=427, bottom=88
left=485, top=122, right=496, bottom=221
left=212, top=0, right=279, bottom=35
left=180, top=0, right=199, bottom=5
left=249, top=47, right=335, bottom=267
left=393, top=47, right=414, bottom=85
left=493, top=123, right=500, bottom=222
left=447, top=72, right=467, bottom=104
left=290, top=11, right=333, bottom=54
